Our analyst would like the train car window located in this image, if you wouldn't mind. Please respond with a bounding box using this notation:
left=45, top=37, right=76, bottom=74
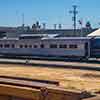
left=4, top=44, right=10, bottom=48
left=34, top=45, right=38, bottom=48
left=40, top=44, right=44, bottom=48
left=69, top=44, right=77, bottom=49
left=19, top=45, right=23, bottom=48
left=29, top=45, right=32, bottom=48
left=12, top=44, right=15, bottom=48
left=0, top=44, right=3, bottom=48
left=59, top=44, right=67, bottom=48
left=24, top=45, right=28, bottom=48
left=50, top=44, right=57, bottom=48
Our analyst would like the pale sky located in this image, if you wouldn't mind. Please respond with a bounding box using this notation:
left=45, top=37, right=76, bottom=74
left=0, top=0, right=99, bottom=29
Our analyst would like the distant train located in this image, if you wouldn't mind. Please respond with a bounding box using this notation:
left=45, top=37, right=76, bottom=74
left=0, top=34, right=100, bottom=60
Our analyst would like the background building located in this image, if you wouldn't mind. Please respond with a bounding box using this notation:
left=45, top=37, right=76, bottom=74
left=0, top=22, right=97, bottom=38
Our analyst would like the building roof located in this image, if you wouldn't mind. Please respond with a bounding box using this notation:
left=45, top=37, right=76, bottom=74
left=87, top=28, right=100, bottom=37
left=1, top=28, right=97, bottom=38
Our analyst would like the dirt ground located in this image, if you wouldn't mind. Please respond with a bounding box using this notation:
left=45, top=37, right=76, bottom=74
left=0, top=63, right=100, bottom=93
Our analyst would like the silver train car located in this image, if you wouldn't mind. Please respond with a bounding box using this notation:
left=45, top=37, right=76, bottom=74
left=0, top=34, right=91, bottom=59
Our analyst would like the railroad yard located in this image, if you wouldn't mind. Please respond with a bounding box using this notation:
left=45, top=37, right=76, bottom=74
left=0, top=59, right=100, bottom=94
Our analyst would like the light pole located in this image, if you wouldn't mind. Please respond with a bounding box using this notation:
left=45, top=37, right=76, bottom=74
left=22, top=13, right=25, bottom=32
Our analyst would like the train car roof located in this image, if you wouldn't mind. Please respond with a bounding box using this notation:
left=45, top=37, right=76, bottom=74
left=19, top=34, right=59, bottom=38
left=42, top=37, right=92, bottom=40
left=0, top=37, right=19, bottom=40
left=0, top=36, right=92, bottom=41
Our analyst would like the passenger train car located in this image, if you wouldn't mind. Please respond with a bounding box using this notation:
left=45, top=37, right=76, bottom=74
left=0, top=34, right=99, bottom=60
left=90, top=37, right=100, bottom=58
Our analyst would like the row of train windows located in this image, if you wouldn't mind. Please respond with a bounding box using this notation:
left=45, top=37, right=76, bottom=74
left=0, top=44, right=78, bottom=49
left=50, top=44, right=77, bottom=48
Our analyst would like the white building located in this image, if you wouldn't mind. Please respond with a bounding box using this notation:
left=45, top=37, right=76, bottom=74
left=87, top=28, right=100, bottom=37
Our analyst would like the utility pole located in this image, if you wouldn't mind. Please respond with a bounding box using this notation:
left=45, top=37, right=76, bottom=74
left=22, top=13, right=25, bottom=32
left=22, top=13, right=25, bottom=27
left=69, top=5, right=78, bottom=35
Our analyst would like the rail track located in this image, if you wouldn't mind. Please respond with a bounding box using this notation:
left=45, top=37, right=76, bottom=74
left=0, top=59, right=99, bottom=99
left=0, top=75, right=59, bottom=87
left=0, top=75, right=94, bottom=100
left=0, top=58, right=100, bottom=71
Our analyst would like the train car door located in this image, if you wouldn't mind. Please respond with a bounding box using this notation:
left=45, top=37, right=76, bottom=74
left=85, top=42, right=89, bottom=57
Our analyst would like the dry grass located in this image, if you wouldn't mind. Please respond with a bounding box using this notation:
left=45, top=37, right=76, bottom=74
left=0, top=63, right=100, bottom=92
